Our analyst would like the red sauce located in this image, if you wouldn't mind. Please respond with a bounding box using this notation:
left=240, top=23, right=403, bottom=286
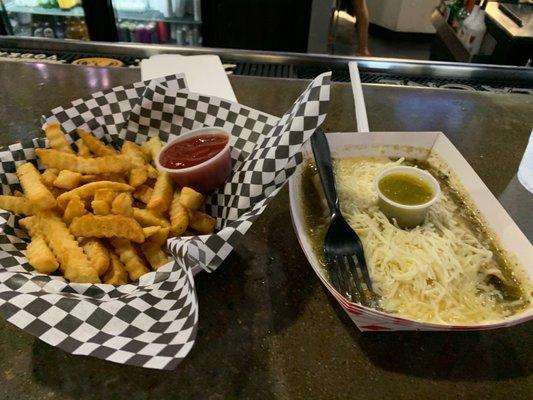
left=160, top=133, right=228, bottom=169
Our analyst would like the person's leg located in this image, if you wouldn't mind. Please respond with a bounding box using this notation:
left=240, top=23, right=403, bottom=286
left=353, top=0, right=371, bottom=56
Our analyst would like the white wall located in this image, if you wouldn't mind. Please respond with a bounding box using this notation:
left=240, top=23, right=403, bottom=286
left=367, top=0, right=440, bottom=33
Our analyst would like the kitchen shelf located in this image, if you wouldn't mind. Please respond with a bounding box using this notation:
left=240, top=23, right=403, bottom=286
left=5, top=4, right=84, bottom=18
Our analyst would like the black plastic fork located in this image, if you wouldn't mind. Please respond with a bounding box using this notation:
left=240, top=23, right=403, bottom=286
left=311, top=129, right=374, bottom=304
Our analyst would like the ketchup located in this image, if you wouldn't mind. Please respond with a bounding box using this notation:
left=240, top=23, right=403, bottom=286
left=160, top=134, right=228, bottom=169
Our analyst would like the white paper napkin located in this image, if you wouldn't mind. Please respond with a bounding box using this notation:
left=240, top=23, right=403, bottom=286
left=140, top=54, right=237, bottom=102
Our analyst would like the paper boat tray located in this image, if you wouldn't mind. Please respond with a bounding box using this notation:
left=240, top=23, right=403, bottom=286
left=0, top=72, right=332, bottom=369
left=289, top=131, right=533, bottom=331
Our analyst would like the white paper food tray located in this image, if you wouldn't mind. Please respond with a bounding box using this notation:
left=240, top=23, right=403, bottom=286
left=289, top=131, right=533, bottom=331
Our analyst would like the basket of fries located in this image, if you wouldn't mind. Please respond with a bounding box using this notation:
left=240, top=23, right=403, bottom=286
left=0, top=72, right=331, bottom=369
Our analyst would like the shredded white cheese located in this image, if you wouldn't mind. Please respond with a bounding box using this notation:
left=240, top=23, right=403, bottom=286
left=334, top=157, right=523, bottom=324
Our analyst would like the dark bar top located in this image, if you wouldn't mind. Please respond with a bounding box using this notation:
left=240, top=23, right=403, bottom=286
left=0, top=61, right=531, bottom=399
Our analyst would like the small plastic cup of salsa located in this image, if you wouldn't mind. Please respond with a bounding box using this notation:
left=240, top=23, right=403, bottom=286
left=155, top=127, right=232, bottom=193
left=374, top=166, right=440, bottom=228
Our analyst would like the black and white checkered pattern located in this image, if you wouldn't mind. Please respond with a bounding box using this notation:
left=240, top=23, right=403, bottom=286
left=0, top=72, right=331, bottom=369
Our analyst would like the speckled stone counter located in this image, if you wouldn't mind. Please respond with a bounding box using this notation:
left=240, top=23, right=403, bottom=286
left=0, top=62, right=531, bottom=400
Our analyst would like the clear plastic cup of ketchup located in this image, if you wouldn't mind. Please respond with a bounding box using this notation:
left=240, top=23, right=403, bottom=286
left=155, top=127, right=232, bottom=193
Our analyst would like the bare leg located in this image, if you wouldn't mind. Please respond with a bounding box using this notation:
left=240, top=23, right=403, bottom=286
left=354, top=0, right=371, bottom=56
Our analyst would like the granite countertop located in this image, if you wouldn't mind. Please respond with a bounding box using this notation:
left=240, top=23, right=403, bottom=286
left=0, top=61, right=531, bottom=400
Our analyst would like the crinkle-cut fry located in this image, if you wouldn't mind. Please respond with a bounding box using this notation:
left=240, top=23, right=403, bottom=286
left=35, top=148, right=132, bottom=175
left=91, top=199, right=110, bottom=215
left=179, top=187, right=204, bottom=211
left=103, top=253, right=129, bottom=285
left=133, top=207, right=170, bottom=228
left=17, top=162, right=57, bottom=210
left=79, top=238, right=110, bottom=276
left=133, top=185, right=153, bottom=204
left=45, top=123, right=75, bottom=154
left=0, top=195, right=33, bottom=215
left=188, top=210, right=216, bottom=234
left=53, top=170, right=82, bottom=190
left=145, top=164, right=158, bottom=179
left=41, top=169, right=58, bottom=187
left=141, top=136, right=162, bottom=162
left=36, top=211, right=100, bottom=283
left=57, top=181, right=133, bottom=208
left=94, top=188, right=117, bottom=204
left=76, top=138, right=92, bottom=157
left=149, top=226, right=169, bottom=246
left=111, top=192, right=133, bottom=216
left=141, top=241, right=169, bottom=270
left=27, top=235, right=59, bottom=274
left=169, top=191, right=188, bottom=236
left=129, top=167, right=148, bottom=188
left=80, top=174, right=99, bottom=183
left=110, top=238, right=149, bottom=281
left=70, top=214, right=145, bottom=243
left=77, top=128, right=116, bottom=156
left=142, top=226, right=161, bottom=238
left=63, top=195, right=87, bottom=225
left=122, top=141, right=148, bottom=168
left=147, top=171, right=173, bottom=213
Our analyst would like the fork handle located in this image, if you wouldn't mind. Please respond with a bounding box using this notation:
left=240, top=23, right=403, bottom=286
left=311, top=128, right=341, bottom=217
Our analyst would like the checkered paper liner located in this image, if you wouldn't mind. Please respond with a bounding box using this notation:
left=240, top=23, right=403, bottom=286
left=0, top=72, right=332, bottom=369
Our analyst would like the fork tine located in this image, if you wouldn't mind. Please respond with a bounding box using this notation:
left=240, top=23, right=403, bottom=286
left=325, top=254, right=341, bottom=293
left=345, top=256, right=364, bottom=300
left=335, top=255, right=353, bottom=300
left=356, top=253, right=374, bottom=292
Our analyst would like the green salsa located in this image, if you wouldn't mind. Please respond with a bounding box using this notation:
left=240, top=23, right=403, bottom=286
left=378, top=172, right=434, bottom=205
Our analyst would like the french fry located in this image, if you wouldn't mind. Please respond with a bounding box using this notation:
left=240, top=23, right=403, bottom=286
left=45, top=123, right=74, bottom=154
left=129, top=167, right=148, bottom=187
left=91, top=199, right=110, bottom=215
left=145, top=164, right=158, bottom=179
left=14, top=190, right=24, bottom=197
left=41, top=168, right=59, bottom=187
left=57, top=181, right=133, bottom=208
left=27, top=236, right=59, bottom=274
left=19, top=216, right=59, bottom=274
left=94, top=188, right=117, bottom=204
left=16, top=162, right=57, bottom=210
left=35, top=149, right=132, bottom=175
left=149, top=226, right=169, bottom=246
left=111, top=192, right=133, bottom=216
left=133, top=207, right=170, bottom=228
left=142, top=226, right=161, bottom=238
left=76, top=138, right=91, bottom=157
left=0, top=195, right=33, bottom=215
left=141, top=241, right=169, bottom=270
left=53, top=170, right=82, bottom=190
left=63, top=195, right=87, bottom=225
left=70, top=214, right=145, bottom=243
left=121, top=141, right=148, bottom=168
left=110, top=238, right=149, bottom=281
left=141, top=136, right=162, bottom=162
left=79, top=174, right=99, bottom=183
left=77, top=129, right=116, bottom=156
left=147, top=171, right=173, bottom=213
left=79, top=238, right=109, bottom=276
left=179, top=187, right=204, bottom=211
left=133, top=185, right=153, bottom=204
left=36, top=211, right=100, bottom=283
left=103, top=253, right=129, bottom=285
left=169, top=191, right=188, bottom=236
left=188, top=210, right=216, bottom=234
